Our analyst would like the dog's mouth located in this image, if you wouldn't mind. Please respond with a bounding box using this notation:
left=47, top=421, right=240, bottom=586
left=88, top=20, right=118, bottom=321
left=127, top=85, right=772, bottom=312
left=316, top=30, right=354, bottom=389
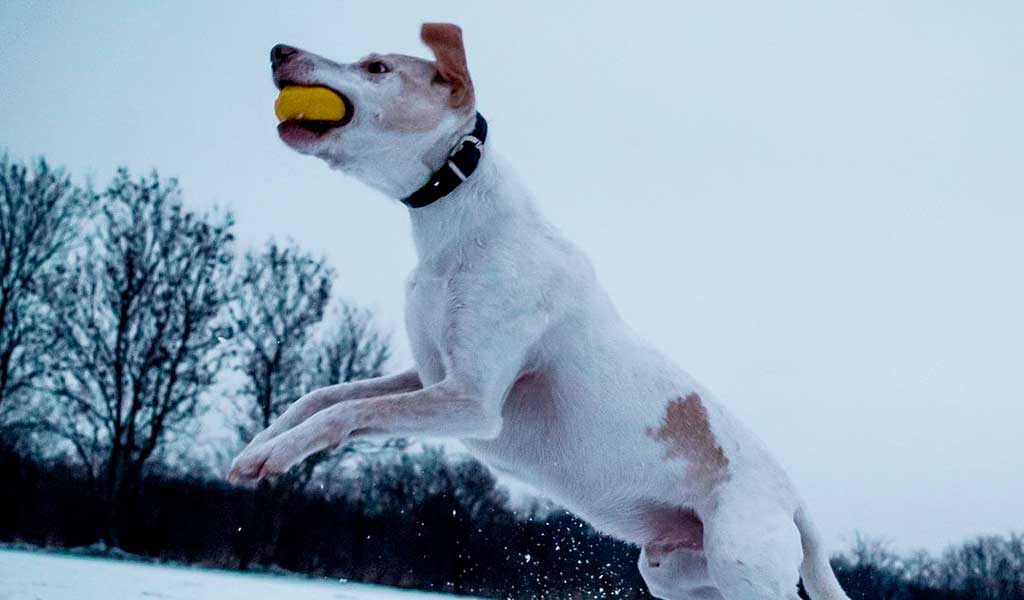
left=274, top=80, right=355, bottom=139
left=277, top=118, right=349, bottom=137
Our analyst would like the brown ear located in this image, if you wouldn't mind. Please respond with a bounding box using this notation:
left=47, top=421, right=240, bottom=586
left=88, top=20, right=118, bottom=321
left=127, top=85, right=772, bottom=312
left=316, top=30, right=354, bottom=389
left=421, top=23, right=474, bottom=109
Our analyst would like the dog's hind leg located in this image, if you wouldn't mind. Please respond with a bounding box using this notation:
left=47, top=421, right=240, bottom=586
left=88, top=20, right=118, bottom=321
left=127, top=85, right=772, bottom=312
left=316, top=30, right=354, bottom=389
left=637, top=505, right=723, bottom=600
left=702, top=491, right=804, bottom=600
left=639, top=545, right=724, bottom=600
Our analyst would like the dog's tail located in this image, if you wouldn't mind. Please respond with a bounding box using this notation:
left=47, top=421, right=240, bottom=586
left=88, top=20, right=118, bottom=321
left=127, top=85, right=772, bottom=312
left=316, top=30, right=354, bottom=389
left=794, top=506, right=850, bottom=600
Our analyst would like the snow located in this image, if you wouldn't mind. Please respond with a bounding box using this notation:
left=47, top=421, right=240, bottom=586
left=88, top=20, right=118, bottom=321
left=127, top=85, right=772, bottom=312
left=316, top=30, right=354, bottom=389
left=0, top=548, right=484, bottom=600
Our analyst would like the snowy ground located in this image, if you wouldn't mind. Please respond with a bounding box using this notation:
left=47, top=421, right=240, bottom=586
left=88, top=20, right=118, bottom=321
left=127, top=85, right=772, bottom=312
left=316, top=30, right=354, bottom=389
left=0, top=548, right=482, bottom=600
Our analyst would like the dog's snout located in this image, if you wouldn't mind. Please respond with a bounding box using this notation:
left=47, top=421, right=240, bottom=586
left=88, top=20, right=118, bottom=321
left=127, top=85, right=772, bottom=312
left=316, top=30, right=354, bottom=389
left=270, top=44, right=298, bottom=68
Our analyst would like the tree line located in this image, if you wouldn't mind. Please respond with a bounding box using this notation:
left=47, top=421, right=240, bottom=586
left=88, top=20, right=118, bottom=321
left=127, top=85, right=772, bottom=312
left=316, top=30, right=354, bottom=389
left=0, top=155, right=389, bottom=533
left=0, top=153, right=1021, bottom=599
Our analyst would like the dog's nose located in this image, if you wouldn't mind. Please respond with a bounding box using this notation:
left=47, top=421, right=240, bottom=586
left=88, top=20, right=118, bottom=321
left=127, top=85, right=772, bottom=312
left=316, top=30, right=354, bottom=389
left=270, top=44, right=298, bottom=68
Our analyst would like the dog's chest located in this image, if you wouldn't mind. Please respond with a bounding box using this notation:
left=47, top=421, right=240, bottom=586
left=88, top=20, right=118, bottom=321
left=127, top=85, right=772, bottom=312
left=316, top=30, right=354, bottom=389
left=404, top=260, right=569, bottom=472
left=404, top=267, right=457, bottom=384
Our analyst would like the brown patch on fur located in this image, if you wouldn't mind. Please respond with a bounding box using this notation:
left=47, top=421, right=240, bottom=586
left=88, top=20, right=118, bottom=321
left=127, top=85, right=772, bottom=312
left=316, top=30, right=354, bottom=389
left=647, top=393, right=728, bottom=484
left=421, top=23, right=474, bottom=108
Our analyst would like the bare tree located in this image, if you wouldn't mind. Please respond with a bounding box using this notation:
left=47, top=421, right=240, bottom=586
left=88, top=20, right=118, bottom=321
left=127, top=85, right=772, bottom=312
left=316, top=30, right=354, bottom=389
left=228, top=240, right=394, bottom=490
left=937, top=534, right=1024, bottom=600
left=0, top=155, right=93, bottom=436
left=40, top=168, right=235, bottom=540
left=230, top=241, right=333, bottom=442
left=308, top=303, right=390, bottom=390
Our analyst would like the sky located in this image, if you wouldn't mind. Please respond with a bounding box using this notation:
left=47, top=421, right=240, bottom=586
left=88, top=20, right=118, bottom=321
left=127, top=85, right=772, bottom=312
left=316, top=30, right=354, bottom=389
left=2, top=1, right=1022, bottom=554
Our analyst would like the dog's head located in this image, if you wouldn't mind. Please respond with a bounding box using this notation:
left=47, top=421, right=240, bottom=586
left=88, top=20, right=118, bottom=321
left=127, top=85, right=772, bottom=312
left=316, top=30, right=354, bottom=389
left=271, top=23, right=477, bottom=198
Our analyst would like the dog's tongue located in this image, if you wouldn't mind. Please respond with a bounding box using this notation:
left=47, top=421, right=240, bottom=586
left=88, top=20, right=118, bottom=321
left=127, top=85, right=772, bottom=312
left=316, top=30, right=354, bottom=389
left=274, top=86, right=346, bottom=122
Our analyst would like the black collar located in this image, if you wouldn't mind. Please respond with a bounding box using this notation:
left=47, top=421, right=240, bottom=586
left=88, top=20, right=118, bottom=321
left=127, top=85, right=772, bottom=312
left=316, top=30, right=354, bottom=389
left=401, top=112, right=488, bottom=209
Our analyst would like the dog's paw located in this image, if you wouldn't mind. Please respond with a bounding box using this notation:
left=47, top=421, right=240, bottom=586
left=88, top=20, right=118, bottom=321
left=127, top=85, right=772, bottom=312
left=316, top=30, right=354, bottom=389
left=227, top=430, right=325, bottom=484
left=227, top=445, right=284, bottom=484
left=226, top=443, right=272, bottom=484
left=225, top=429, right=282, bottom=483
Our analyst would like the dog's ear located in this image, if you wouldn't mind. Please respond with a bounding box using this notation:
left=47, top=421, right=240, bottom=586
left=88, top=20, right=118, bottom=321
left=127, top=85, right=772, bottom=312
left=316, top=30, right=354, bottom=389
left=421, top=23, right=474, bottom=109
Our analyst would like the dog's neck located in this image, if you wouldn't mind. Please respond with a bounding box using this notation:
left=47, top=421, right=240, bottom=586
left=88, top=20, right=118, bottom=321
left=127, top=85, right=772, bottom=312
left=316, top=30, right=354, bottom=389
left=407, top=148, right=539, bottom=263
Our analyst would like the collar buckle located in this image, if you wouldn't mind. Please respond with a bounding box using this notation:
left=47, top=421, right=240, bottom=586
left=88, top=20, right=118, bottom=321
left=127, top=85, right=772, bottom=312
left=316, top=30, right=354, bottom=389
left=453, top=134, right=484, bottom=155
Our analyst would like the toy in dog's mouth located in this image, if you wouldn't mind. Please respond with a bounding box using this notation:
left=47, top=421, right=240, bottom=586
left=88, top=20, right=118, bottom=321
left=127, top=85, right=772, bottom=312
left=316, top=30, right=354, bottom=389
left=274, top=85, right=354, bottom=137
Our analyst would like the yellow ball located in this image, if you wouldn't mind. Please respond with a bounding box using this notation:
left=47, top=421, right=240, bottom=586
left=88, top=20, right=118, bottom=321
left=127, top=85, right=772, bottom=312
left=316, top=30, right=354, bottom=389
left=274, top=86, right=346, bottom=122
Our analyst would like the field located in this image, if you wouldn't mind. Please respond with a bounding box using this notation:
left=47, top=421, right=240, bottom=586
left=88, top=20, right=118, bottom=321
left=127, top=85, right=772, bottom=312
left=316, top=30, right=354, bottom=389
left=0, top=548, right=480, bottom=600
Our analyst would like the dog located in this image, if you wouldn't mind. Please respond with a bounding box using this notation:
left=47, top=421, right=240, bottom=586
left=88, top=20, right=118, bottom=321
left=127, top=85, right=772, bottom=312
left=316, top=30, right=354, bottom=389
left=227, top=23, right=850, bottom=600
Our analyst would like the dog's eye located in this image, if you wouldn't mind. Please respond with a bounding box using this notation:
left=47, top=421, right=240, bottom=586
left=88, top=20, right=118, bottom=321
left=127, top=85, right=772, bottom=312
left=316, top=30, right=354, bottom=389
left=366, top=61, right=389, bottom=75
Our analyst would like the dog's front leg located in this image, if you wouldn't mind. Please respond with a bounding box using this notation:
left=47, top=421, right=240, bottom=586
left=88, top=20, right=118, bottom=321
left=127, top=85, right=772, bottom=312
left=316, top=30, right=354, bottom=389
left=227, top=378, right=498, bottom=483
left=240, top=369, right=423, bottom=450
left=229, top=262, right=553, bottom=484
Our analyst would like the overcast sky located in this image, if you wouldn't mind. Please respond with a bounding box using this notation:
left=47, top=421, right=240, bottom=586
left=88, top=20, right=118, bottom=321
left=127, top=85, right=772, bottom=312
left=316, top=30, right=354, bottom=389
left=3, top=1, right=1022, bottom=554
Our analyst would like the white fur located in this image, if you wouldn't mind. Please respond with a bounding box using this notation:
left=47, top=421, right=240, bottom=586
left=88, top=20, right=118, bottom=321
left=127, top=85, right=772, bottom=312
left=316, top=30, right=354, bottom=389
left=229, top=32, right=850, bottom=600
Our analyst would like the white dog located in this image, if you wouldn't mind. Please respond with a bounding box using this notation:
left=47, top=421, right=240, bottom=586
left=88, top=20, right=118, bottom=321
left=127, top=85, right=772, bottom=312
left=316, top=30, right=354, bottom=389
left=228, top=23, right=850, bottom=600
